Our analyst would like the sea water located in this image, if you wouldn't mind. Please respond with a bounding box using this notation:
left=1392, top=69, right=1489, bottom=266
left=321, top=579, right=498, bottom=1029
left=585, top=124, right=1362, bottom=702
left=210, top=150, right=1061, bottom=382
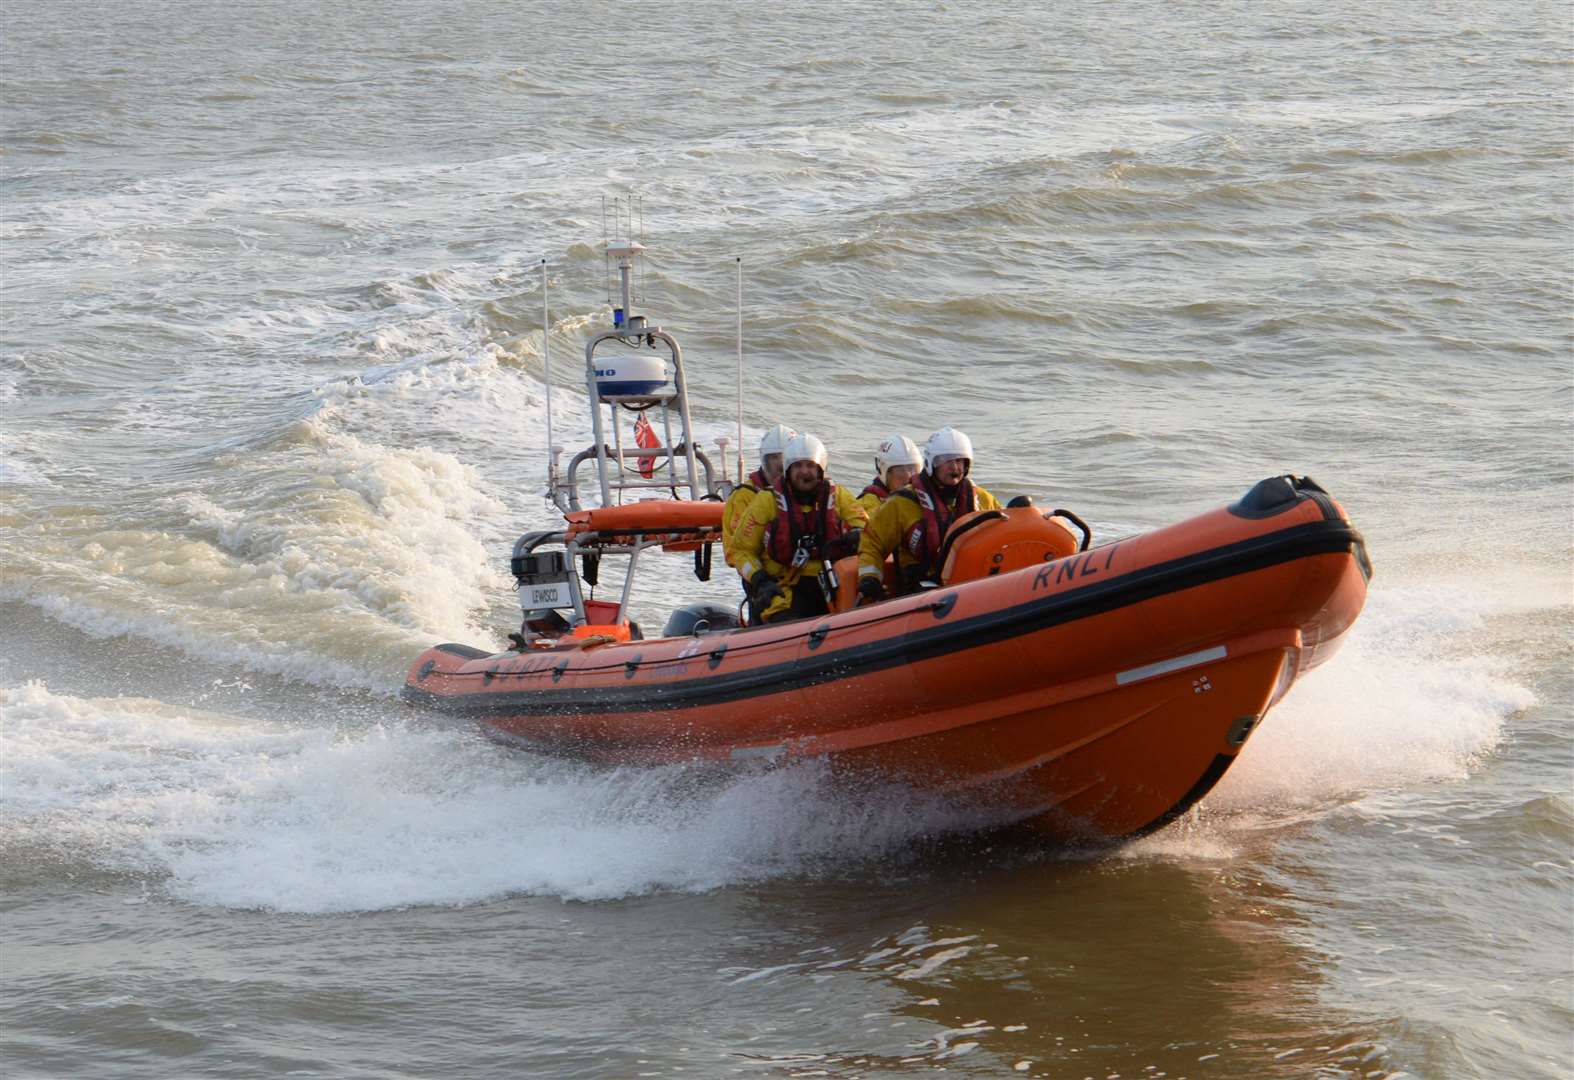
left=2, top=2, right=1570, bottom=1077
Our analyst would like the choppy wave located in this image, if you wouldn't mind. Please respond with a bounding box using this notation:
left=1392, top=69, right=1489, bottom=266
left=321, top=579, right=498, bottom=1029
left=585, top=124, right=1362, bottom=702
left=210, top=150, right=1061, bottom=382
left=1, top=411, right=505, bottom=690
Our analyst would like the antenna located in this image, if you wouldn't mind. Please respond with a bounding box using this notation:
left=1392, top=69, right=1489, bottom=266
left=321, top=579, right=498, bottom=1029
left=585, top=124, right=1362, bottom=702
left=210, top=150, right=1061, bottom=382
left=603, top=196, right=648, bottom=332
left=542, top=258, right=556, bottom=498
left=600, top=196, right=609, bottom=308
left=736, top=256, right=744, bottom=484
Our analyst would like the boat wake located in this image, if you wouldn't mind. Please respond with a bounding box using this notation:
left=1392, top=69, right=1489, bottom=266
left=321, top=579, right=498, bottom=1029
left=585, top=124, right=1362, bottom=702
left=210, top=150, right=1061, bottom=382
left=0, top=565, right=1538, bottom=912
left=0, top=681, right=986, bottom=913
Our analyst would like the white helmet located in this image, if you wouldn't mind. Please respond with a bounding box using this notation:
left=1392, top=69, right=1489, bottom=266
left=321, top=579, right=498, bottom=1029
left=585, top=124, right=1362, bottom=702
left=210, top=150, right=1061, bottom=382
left=783, top=433, right=828, bottom=476
left=875, top=434, right=921, bottom=476
left=759, top=424, right=796, bottom=463
left=925, top=426, right=974, bottom=472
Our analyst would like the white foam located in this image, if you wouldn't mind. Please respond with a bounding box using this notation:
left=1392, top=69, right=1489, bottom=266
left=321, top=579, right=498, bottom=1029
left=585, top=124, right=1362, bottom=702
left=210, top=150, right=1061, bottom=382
left=0, top=433, right=50, bottom=488
left=1122, top=575, right=1545, bottom=859
left=4, top=412, right=507, bottom=691
left=218, top=298, right=348, bottom=340
left=0, top=682, right=979, bottom=913
left=1169, top=580, right=1534, bottom=846
left=1, top=590, right=398, bottom=691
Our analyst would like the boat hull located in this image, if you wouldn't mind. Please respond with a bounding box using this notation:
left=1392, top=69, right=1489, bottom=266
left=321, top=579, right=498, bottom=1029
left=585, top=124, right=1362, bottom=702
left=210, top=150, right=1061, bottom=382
left=404, top=483, right=1370, bottom=842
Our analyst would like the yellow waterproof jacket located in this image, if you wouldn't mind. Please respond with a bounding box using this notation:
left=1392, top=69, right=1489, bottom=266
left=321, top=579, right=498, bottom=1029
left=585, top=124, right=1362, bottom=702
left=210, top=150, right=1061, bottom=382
left=721, top=480, right=765, bottom=572
left=855, top=479, right=889, bottom=518
left=858, top=480, right=1001, bottom=587
left=726, top=484, right=869, bottom=621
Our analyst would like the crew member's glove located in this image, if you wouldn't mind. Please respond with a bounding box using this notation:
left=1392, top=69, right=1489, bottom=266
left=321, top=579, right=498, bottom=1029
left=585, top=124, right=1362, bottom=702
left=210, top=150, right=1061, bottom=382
left=749, top=569, right=785, bottom=608
left=856, top=575, right=885, bottom=606
left=826, top=528, right=862, bottom=560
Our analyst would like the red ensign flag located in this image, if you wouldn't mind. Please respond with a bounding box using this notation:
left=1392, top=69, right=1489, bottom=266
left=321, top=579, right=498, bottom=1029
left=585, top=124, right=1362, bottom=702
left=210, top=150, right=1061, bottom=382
left=633, top=413, right=660, bottom=478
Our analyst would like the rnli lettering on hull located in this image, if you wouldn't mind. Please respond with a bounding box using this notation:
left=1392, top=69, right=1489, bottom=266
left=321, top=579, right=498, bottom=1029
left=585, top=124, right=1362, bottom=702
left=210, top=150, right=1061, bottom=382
left=1032, top=543, right=1121, bottom=591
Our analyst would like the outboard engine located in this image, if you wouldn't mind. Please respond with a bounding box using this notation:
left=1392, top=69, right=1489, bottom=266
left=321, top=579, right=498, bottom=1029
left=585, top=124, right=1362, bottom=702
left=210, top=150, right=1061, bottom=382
left=662, top=602, right=740, bottom=638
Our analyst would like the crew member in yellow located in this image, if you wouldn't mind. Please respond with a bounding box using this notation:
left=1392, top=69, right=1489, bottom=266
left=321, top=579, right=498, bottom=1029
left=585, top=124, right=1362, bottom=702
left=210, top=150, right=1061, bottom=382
left=727, top=433, right=869, bottom=624
left=857, top=426, right=1002, bottom=603
left=856, top=434, right=922, bottom=516
left=722, top=423, right=795, bottom=565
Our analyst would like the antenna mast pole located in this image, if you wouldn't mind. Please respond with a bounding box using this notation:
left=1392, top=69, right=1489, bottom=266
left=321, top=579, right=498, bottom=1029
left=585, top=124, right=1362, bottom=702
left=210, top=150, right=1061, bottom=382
left=542, top=258, right=556, bottom=498
left=735, top=257, right=744, bottom=484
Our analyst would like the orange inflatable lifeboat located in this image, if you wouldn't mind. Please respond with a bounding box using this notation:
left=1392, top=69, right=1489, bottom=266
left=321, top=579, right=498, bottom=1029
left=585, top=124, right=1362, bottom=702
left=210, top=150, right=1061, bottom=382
left=404, top=474, right=1371, bottom=843
left=404, top=232, right=1369, bottom=842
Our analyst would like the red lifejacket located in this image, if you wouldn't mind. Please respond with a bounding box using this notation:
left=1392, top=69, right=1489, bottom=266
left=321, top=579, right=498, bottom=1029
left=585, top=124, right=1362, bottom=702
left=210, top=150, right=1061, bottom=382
left=766, top=477, right=846, bottom=568
left=898, top=470, right=977, bottom=577
left=859, top=478, right=889, bottom=502
left=740, top=468, right=767, bottom=494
